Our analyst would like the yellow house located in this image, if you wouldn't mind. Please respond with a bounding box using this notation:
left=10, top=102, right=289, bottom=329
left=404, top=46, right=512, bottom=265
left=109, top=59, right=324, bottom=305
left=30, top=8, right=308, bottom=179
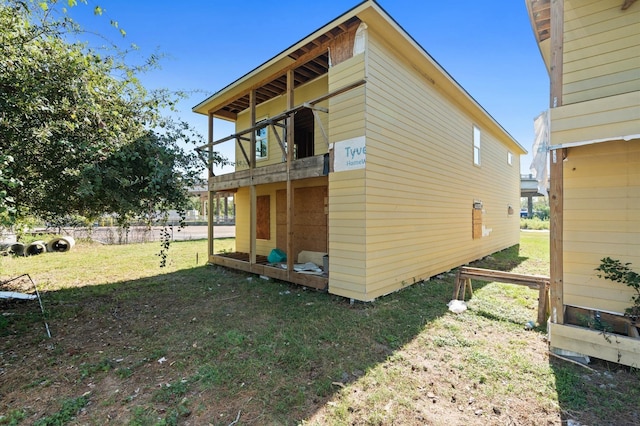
left=194, top=0, right=526, bottom=301
left=526, top=0, right=640, bottom=366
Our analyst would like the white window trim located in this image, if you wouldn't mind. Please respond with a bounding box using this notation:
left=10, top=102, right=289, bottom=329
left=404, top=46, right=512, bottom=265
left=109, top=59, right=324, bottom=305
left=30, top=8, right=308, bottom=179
left=255, top=117, right=269, bottom=161
left=473, top=125, right=481, bottom=166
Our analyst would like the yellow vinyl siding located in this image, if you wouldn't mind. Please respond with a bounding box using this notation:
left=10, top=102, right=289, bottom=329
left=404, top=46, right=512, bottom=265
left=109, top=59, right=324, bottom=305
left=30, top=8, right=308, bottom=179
left=562, top=139, right=640, bottom=314
left=234, top=76, right=329, bottom=171
left=361, top=30, right=520, bottom=298
left=325, top=53, right=369, bottom=298
left=234, top=184, right=281, bottom=255
left=234, top=187, right=250, bottom=254
left=550, top=92, right=640, bottom=146
left=234, top=178, right=328, bottom=256
left=328, top=54, right=366, bottom=143
left=562, top=0, right=640, bottom=104
left=328, top=169, right=367, bottom=298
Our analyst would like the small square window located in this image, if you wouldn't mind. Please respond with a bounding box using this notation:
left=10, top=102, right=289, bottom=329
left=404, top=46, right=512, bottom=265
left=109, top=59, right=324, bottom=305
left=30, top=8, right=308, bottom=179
left=507, top=152, right=513, bottom=165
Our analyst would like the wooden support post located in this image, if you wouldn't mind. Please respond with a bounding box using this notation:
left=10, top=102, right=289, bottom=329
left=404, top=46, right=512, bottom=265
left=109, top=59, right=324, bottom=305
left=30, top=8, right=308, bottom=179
left=453, top=270, right=473, bottom=300
left=537, top=283, right=550, bottom=325
left=207, top=113, right=214, bottom=258
left=286, top=69, right=295, bottom=277
left=550, top=148, right=565, bottom=324
left=550, top=0, right=563, bottom=108
left=549, top=0, right=564, bottom=324
left=215, top=193, right=221, bottom=223
left=249, top=89, right=257, bottom=265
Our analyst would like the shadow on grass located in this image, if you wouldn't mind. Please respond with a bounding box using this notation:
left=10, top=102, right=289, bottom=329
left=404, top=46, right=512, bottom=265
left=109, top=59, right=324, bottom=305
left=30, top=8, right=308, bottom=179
left=550, top=358, right=640, bottom=425
left=467, top=244, right=529, bottom=272
left=0, top=262, right=454, bottom=424
left=455, top=244, right=532, bottom=317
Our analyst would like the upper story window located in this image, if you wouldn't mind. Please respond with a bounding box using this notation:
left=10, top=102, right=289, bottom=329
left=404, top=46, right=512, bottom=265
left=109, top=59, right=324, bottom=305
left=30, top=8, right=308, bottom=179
left=507, top=152, right=513, bottom=166
left=256, top=124, right=268, bottom=160
left=473, top=125, right=481, bottom=166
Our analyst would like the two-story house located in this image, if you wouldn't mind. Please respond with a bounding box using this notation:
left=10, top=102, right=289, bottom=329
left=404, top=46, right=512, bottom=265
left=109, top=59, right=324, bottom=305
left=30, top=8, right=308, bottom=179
left=194, top=0, right=526, bottom=302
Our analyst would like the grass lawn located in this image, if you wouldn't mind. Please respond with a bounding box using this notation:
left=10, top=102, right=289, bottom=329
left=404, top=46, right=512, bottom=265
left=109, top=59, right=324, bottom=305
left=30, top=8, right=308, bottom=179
left=1, top=232, right=638, bottom=425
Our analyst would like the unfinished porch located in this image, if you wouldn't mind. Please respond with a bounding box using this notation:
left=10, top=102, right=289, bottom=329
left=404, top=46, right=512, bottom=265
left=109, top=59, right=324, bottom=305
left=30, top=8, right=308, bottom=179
left=210, top=252, right=328, bottom=290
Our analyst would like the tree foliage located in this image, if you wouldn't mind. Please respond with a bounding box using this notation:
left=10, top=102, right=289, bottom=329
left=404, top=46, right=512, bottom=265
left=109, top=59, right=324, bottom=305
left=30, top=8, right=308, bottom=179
left=78, top=121, right=205, bottom=223
left=596, top=257, right=640, bottom=319
left=0, top=0, right=224, bottom=235
left=0, top=154, right=20, bottom=227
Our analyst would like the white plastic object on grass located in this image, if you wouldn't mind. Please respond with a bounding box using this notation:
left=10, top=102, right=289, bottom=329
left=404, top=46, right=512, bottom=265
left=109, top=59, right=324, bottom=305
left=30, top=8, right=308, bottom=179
left=447, top=299, right=467, bottom=314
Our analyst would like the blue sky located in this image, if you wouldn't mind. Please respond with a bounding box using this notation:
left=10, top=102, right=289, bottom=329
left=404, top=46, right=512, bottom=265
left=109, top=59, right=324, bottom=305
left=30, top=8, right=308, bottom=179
left=67, top=0, right=550, bottom=175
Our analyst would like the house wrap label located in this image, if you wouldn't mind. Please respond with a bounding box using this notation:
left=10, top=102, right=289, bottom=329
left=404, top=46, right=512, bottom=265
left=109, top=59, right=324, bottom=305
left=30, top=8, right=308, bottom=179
left=333, top=136, right=366, bottom=172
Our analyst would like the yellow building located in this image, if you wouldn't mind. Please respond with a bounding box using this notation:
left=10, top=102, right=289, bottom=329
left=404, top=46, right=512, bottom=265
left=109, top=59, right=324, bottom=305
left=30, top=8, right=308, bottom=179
left=527, top=0, right=640, bottom=366
left=194, top=0, right=526, bottom=301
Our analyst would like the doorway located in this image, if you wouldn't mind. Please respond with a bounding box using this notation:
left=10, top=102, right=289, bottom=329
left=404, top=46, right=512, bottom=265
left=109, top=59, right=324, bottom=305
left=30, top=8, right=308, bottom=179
left=294, top=108, right=314, bottom=159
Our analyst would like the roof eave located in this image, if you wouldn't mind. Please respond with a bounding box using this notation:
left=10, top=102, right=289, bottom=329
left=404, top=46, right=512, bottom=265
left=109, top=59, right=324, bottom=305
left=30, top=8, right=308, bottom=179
left=192, top=0, right=372, bottom=116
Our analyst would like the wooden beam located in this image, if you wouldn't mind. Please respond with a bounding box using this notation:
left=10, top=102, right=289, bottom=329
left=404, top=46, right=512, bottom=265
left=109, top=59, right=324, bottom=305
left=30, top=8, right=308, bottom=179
left=212, top=109, right=237, bottom=121
left=207, top=43, right=330, bottom=117
left=210, top=155, right=327, bottom=191
left=197, top=79, right=366, bottom=151
left=550, top=0, right=563, bottom=107
left=454, top=266, right=551, bottom=324
left=249, top=89, right=257, bottom=265
left=207, top=113, right=214, bottom=177
left=207, top=113, right=215, bottom=258
left=457, top=267, right=549, bottom=288
left=549, top=148, right=565, bottom=324
left=269, top=123, right=287, bottom=157
left=286, top=69, right=295, bottom=277
left=549, top=323, right=640, bottom=368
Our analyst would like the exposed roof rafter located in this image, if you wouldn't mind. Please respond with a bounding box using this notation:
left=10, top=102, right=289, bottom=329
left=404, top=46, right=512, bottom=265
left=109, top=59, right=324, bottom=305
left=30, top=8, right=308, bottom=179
left=206, top=17, right=361, bottom=119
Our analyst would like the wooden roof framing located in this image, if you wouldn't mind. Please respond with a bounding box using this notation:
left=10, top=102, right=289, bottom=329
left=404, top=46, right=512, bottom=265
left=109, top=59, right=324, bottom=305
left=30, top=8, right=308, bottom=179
left=527, top=0, right=637, bottom=45
left=527, top=0, right=551, bottom=44
left=206, top=17, right=361, bottom=120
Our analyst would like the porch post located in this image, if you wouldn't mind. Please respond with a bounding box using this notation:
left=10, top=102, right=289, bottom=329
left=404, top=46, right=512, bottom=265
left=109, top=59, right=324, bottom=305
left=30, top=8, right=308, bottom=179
left=207, top=113, right=214, bottom=258
left=550, top=148, right=565, bottom=324
left=550, top=0, right=563, bottom=108
left=250, top=89, right=257, bottom=264
left=549, top=0, right=564, bottom=324
left=286, top=69, right=295, bottom=276
left=215, top=193, right=221, bottom=223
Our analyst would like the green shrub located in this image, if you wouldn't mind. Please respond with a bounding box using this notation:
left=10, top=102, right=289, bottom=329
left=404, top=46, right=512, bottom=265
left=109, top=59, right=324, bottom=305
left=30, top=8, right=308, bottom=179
left=520, top=217, right=549, bottom=230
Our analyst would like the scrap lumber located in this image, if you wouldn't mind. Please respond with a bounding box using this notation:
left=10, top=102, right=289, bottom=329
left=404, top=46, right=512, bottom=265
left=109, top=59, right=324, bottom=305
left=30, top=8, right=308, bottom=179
left=453, top=266, right=550, bottom=325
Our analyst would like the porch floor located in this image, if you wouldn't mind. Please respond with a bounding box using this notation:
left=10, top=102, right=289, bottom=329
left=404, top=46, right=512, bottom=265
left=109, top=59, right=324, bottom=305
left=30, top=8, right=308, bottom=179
left=211, top=252, right=328, bottom=291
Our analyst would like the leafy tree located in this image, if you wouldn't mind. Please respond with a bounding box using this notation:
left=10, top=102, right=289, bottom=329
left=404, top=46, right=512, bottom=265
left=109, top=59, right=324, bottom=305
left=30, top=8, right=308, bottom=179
left=0, top=154, right=20, bottom=229
left=0, top=1, right=226, bottom=237
left=0, top=0, right=227, bottom=263
left=78, top=121, right=206, bottom=224
left=1, top=0, right=157, bottom=219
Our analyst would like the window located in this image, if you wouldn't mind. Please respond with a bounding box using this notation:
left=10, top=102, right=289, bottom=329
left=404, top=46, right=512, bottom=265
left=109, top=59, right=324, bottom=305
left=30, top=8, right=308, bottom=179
left=473, top=125, right=481, bottom=166
left=507, top=152, right=513, bottom=165
left=256, top=124, right=268, bottom=160
left=294, top=108, right=315, bottom=159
